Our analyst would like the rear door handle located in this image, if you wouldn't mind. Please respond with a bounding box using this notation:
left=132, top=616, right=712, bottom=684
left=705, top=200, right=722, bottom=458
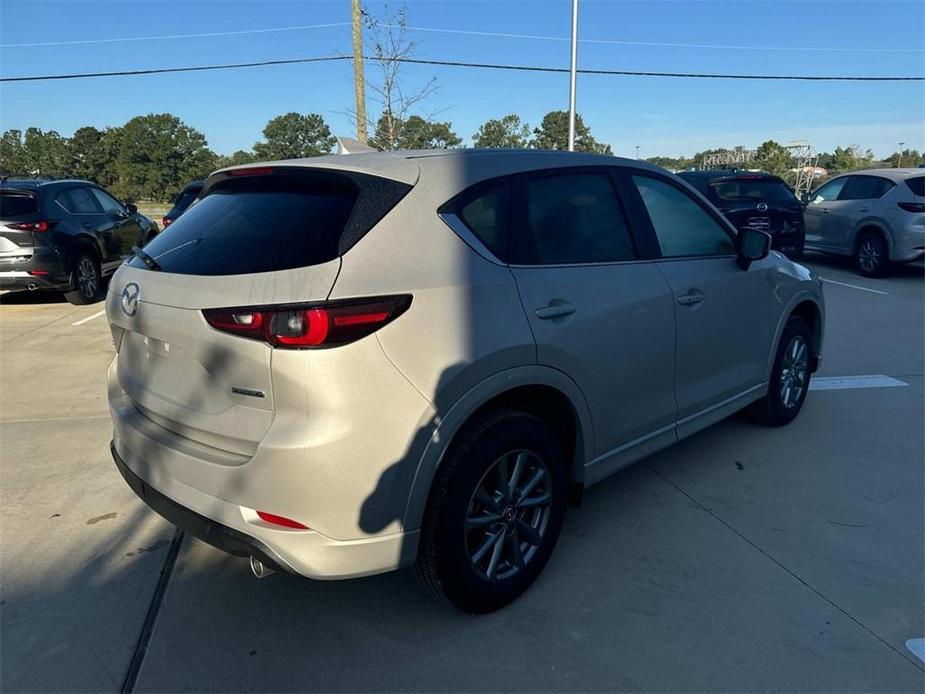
left=677, top=290, right=705, bottom=307
left=535, top=301, right=576, bottom=319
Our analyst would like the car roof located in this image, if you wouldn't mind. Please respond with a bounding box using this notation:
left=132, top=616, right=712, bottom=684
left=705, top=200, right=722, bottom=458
left=678, top=170, right=780, bottom=183
left=832, top=168, right=924, bottom=181
left=1, top=178, right=94, bottom=190
left=212, top=149, right=667, bottom=191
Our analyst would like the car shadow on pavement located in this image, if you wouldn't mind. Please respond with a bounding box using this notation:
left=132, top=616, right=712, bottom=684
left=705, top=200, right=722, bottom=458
left=0, top=289, right=67, bottom=305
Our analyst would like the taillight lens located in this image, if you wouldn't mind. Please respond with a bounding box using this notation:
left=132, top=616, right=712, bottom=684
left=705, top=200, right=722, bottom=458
left=161, top=216, right=172, bottom=228
left=202, top=295, right=411, bottom=349
left=8, top=220, right=55, bottom=232
left=898, top=202, right=925, bottom=213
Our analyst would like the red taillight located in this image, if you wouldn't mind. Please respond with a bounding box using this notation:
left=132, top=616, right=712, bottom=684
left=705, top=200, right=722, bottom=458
left=8, top=220, right=52, bottom=232
left=202, top=295, right=411, bottom=349
left=162, top=216, right=172, bottom=228
left=256, top=511, right=309, bottom=530
left=228, top=166, right=274, bottom=177
left=28, top=270, right=49, bottom=276
left=898, top=202, right=925, bottom=213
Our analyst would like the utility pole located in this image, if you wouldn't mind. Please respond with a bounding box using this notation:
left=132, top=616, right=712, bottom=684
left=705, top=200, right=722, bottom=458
left=897, top=142, right=905, bottom=167
left=567, top=0, right=579, bottom=152
left=635, top=145, right=640, bottom=160
left=352, top=0, right=368, bottom=143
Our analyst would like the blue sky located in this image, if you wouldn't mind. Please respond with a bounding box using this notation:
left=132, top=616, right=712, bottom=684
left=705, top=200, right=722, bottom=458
left=1, top=0, right=923, bottom=159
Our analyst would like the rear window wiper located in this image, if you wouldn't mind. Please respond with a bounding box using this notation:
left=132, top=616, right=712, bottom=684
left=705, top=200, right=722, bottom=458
left=131, top=246, right=162, bottom=272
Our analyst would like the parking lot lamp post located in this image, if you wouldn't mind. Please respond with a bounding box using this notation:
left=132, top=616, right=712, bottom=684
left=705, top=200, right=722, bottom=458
left=897, top=142, right=905, bottom=167
left=567, top=0, right=579, bottom=151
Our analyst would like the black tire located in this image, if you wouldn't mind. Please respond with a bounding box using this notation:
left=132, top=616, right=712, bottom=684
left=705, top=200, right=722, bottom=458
left=63, top=251, right=103, bottom=305
left=749, top=317, right=812, bottom=427
left=415, top=409, right=567, bottom=613
left=854, top=230, right=889, bottom=278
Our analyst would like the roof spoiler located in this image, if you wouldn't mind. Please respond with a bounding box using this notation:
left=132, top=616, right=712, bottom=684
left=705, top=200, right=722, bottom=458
left=336, top=137, right=378, bottom=155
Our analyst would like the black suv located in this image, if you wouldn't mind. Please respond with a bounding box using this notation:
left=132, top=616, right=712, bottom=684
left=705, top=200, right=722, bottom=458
left=161, top=179, right=203, bottom=229
left=0, top=179, right=158, bottom=304
left=678, top=170, right=805, bottom=259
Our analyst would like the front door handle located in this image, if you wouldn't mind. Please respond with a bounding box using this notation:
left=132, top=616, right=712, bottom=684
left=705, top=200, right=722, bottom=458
left=677, top=290, right=705, bottom=307
left=535, top=301, right=576, bottom=319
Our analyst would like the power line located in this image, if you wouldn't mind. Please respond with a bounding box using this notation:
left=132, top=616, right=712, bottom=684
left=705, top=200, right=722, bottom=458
left=0, top=23, right=350, bottom=48
left=1, top=55, right=922, bottom=83
left=397, top=25, right=925, bottom=54
left=2, top=20, right=920, bottom=53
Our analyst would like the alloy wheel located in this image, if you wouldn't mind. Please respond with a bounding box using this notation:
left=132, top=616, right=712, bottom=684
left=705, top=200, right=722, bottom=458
left=77, top=256, right=98, bottom=299
left=779, top=335, right=809, bottom=409
left=465, top=450, right=552, bottom=581
left=858, top=238, right=882, bottom=274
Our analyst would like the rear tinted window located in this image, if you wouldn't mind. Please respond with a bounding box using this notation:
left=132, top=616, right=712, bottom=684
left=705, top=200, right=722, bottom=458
left=905, top=177, right=924, bottom=197
left=173, top=188, right=200, bottom=210
left=456, top=181, right=510, bottom=260
left=131, top=175, right=357, bottom=276
left=710, top=179, right=798, bottom=205
left=840, top=175, right=894, bottom=200
left=0, top=192, right=37, bottom=218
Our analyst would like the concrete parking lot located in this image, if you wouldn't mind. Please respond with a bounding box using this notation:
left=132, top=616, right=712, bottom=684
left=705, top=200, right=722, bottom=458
left=1, top=254, right=923, bottom=693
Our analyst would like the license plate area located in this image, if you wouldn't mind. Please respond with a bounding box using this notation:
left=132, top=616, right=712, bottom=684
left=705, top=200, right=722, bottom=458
left=745, top=216, right=771, bottom=231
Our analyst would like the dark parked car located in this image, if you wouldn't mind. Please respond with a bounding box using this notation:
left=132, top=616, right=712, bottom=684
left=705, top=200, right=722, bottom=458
left=162, top=179, right=204, bottom=229
left=0, top=179, right=158, bottom=304
left=678, top=170, right=805, bottom=259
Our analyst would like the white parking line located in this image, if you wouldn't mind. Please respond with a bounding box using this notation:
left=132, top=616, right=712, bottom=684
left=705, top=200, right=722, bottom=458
left=71, top=309, right=106, bottom=326
left=810, top=375, right=908, bottom=391
left=820, top=278, right=888, bottom=295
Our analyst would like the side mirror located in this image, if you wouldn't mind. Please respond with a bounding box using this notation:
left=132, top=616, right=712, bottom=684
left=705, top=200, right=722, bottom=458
left=737, top=227, right=772, bottom=270
left=125, top=203, right=138, bottom=215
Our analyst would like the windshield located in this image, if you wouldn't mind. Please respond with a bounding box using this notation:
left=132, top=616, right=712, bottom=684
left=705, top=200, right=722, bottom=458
left=710, top=179, right=799, bottom=205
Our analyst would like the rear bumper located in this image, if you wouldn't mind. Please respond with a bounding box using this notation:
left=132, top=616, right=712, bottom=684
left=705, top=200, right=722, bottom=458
left=0, top=269, right=69, bottom=291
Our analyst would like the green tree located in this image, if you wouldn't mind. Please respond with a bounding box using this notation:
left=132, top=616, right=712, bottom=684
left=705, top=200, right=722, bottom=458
left=215, top=149, right=258, bottom=168
left=253, top=112, right=335, bottom=160
left=755, top=140, right=792, bottom=177
left=397, top=115, right=461, bottom=149
left=533, top=111, right=611, bottom=154
left=115, top=113, right=216, bottom=201
left=0, top=129, right=27, bottom=175
left=884, top=148, right=923, bottom=167
left=830, top=145, right=875, bottom=173
left=472, top=114, right=532, bottom=148
left=67, top=126, right=122, bottom=186
left=645, top=156, right=689, bottom=171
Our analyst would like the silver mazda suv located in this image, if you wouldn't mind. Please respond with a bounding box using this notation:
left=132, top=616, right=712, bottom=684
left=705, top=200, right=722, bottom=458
left=107, top=150, right=825, bottom=612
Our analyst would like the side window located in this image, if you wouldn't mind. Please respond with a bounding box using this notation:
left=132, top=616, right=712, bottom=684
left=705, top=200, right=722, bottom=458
left=840, top=175, right=894, bottom=201
left=632, top=175, right=735, bottom=258
left=521, top=172, right=636, bottom=264
left=62, top=187, right=101, bottom=214
left=90, top=187, right=125, bottom=214
left=456, top=181, right=510, bottom=260
left=811, top=177, right=849, bottom=203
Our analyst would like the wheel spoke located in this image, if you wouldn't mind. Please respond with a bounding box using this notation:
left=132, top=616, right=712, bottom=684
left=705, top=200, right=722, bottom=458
left=509, top=451, right=527, bottom=494
left=476, top=488, right=501, bottom=514
left=518, top=467, right=546, bottom=500
left=509, top=530, right=525, bottom=569
left=496, top=456, right=510, bottom=502
left=467, top=513, right=502, bottom=529
left=485, top=531, right=506, bottom=579
left=518, top=492, right=551, bottom=509
left=472, top=529, right=502, bottom=564
left=516, top=518, right=542, bottom=546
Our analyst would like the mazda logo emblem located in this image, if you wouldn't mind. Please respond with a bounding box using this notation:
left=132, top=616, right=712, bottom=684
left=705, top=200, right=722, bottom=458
left=121, top=283, right=140, bottom=317
left=757, top=203, right=768, bottom=212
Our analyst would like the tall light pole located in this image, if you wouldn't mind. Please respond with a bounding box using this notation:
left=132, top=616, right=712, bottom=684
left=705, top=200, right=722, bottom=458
left=567, top=0, right=579, bottom=152
left=635, top=145, right=640, bottom=160
left=897, top=142, right=905, bottom=167
left=352, top=0, right=368, bottom=143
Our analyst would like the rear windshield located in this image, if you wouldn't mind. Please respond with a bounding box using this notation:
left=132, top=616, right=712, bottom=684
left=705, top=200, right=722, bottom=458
left=710, top=179, right=799, bottom=205
left=172, top=188, right=201, bottom=211
left=0, top=192, right=38, bottom=218
left=130, top=174, right=357, bottom=276
left=905, top=176, right=925, bottom=197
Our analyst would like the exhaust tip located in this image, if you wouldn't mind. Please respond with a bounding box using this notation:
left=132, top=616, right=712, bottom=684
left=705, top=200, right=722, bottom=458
left=27, top=283, right=38, bottom=291
left=249, top=556, right=275, bottom=579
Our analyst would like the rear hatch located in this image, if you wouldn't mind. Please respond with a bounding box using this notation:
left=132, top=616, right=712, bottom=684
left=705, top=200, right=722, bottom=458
left=108, top=166, right=412, bottom=458
left=0, top=189, right=40, bottom=266
left=709, top=176, right=803, bottom=235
